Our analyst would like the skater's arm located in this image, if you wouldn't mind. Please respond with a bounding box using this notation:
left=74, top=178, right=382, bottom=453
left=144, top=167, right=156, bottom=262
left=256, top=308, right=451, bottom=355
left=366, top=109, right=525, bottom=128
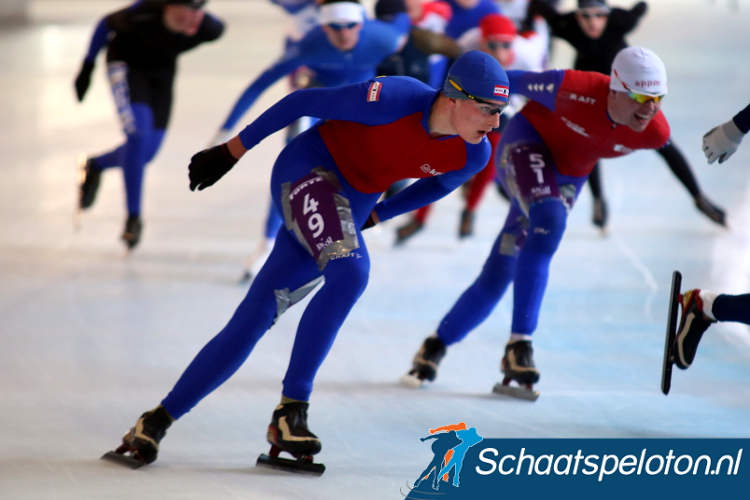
left=237, top=78, right=431, bottom=151
left=74, top=16, right=112, bottom=102
left=506, top=69, right=565, bottom=111
left=370, top=153, right=488, bottom=223
left=217, top=56, right=302, bottom=133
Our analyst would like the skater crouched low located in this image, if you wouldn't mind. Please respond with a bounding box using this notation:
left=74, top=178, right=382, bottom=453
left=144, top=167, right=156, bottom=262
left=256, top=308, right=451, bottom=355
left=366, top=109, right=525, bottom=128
left=105, top=50, right=510, bottom=471
left=404, top=47, right=674, bottom=400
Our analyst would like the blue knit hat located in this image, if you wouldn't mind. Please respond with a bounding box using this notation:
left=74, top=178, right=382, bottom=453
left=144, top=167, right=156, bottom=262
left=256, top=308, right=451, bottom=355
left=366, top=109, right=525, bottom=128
left=443, top=51, right=509, bottom=103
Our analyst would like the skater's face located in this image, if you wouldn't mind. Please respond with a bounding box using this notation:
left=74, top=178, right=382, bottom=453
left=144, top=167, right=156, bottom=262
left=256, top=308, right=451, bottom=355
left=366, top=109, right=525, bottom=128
left=323, top=21, right=363, bottom=51
left=405, top=0, right=423, bottom=22
left=607, top=90, right=663, bottom=132
left=482, top=38, right=514, bottom=67
left=575, top=8, right=608, bottom=39
left=449, top=96, right=505, bottom=144
left=163, top=5, right=205, bottom=36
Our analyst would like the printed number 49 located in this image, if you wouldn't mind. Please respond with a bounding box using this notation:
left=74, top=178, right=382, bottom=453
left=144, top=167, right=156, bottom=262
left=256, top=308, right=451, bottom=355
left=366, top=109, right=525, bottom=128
left=303, top=193, right=324, bottom=238
left=530, top=153, right=545, bottom=184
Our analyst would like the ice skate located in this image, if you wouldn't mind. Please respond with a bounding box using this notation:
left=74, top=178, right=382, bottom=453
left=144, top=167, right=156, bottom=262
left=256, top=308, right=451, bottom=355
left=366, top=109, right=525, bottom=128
left=493, top=340, right=540, bottom=401
left=592, top=197, right=608, bottom=233
left=121, top=215, right=142, bottom=251
left=694, top=195, right=727, bottom=227
left=661, top=271, right=682, bottom=395
left=400, top=335, right=446, bottom=388
left=256, top=402, right=325, bottom=476
left=394, top=218, right=423, bottom=246
left=101, top=405, right=173, bottom=469
left=75, top=153, right=101, bottom=230
left=674, top=288, right=716, bottom=370
left=458, top=209, right=474, bottom=239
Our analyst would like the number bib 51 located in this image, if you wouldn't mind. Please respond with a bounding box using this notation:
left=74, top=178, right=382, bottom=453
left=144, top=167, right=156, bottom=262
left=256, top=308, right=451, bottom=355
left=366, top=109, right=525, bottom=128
left=281, top=168, right=359, bottom=270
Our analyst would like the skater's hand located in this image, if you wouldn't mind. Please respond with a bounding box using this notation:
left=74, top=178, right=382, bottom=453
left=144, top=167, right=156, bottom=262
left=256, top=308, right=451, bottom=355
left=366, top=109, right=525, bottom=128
left=703, top=119, right=745, bottom=164
left=361, top=210, right=380, bottom=230
left=189, top=143, right=238, bottom=191
left=74, top=60, right=95, bottom=102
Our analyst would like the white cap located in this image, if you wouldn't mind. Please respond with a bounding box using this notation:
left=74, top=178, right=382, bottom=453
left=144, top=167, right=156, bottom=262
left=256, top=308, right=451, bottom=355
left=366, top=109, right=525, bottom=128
left=319, top=1, right=365, bottom=25
left=610, top=47, right=668, bottom=97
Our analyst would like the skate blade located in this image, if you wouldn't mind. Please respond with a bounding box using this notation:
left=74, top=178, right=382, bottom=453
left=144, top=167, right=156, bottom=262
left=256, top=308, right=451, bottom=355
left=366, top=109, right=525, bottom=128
left=101, top=448, right=146, bottom=469
left=256, top=453, right=325, bottom=476
left=492, top=382, right=539, bottom=402
left=399, top=372, right=424, bottom=389
left=661, top=270, right=682, bottom=395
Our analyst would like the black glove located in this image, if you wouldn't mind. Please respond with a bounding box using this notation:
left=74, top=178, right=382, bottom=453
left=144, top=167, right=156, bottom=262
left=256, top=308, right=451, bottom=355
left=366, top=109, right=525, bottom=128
left=74, top=60, right=95, bottom=102
left=188, top=143, right=238, bottom=191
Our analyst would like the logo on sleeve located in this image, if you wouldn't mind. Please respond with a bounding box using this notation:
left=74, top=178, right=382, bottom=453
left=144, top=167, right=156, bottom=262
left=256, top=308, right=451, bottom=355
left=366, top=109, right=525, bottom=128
left=494, top=85, right=509, bottom=97
left=367, top=81, right=382, bottom=102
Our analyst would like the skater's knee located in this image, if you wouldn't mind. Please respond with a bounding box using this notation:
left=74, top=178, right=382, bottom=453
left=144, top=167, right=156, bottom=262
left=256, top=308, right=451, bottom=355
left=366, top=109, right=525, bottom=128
left=526, top=200, right=567, bottom=253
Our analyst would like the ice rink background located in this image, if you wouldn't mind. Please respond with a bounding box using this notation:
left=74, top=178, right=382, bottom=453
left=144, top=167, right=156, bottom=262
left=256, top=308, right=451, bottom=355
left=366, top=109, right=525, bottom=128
left=1, top=0, right=749, bottom=498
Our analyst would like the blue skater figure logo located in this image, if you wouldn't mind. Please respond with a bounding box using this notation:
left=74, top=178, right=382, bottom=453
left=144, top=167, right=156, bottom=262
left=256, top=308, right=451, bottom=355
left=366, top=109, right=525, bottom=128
left=413, top=422, right=484, bottom=491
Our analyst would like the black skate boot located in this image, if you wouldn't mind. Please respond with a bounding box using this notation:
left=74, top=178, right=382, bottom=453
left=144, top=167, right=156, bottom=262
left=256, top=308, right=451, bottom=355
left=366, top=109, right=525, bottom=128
left=121, top=215, right=143, bottom=250
left=102, top=405, right=173, bottom=469
left=493, top=340, right=540, bottom=401
left=459, top=209, right=475, bottom=239
left=257, top=402, right=325, bottom=476
left=394, top=218, right=423, bottom=246
left=694, top=195, right=727, bottom=227
left=79, top=158, right=101, bottom=210
left=401, top=335, right=447, bottom=388
left=673, top=289, right=716, bottom=370
left=592, top=197, right=608, bottom=232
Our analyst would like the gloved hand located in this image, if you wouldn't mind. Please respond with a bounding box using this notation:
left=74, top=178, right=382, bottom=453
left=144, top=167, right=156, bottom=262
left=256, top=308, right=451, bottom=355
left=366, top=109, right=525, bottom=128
left=74, top=60, right=95, bottom=102
left=702, top=119, right=745, bottom=164
left=207, top=128, right=233, bottom=148
left=188, top=143, right=238, bottom=191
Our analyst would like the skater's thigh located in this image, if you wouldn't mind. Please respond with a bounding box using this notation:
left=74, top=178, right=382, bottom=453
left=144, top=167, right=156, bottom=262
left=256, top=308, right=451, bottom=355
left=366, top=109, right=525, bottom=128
left=498, top=142, right=587, bottom=216
left=252, top=228, right=323, bottom=296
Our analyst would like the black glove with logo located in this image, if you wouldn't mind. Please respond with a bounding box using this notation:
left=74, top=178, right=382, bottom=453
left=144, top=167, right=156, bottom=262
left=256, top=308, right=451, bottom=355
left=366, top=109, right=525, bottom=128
left=188, top=143, right=238, bottom=191
left=74, top=60, right=95, bottom=102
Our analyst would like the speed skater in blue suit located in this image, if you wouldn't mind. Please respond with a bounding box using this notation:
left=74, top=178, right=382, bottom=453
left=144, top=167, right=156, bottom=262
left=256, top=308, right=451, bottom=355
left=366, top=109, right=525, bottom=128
left=107, top=50, right=510, bottom=469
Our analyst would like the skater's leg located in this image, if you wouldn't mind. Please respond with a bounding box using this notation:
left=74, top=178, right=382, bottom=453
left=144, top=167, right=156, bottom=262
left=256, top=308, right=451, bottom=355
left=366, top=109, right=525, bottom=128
left=436, top=203, right=525, bottom=345
left=121, top=103, right=157, bottom=218
left=280, top=242, right=371, bottom=401
left=264, top=198, right=284, bottom=240
left=710, top=292, right=750, bottom=324
left=510, top=199, right=568, bottom=335
left=161, top=229, right=322, bottom=420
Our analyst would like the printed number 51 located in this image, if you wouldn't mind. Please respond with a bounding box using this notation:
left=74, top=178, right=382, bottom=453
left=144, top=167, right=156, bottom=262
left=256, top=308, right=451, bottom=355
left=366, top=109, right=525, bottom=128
left=530, top=153, right=545, bottom=184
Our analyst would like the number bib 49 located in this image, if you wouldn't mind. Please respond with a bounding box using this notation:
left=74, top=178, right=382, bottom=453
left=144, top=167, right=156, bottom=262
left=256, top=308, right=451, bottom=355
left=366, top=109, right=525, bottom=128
left=281, top=168, right=359, bottom=270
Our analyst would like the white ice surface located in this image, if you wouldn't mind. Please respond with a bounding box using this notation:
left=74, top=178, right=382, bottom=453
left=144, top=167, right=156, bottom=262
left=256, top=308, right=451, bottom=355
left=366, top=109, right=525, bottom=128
left=1, top=1, right=750, bottom=498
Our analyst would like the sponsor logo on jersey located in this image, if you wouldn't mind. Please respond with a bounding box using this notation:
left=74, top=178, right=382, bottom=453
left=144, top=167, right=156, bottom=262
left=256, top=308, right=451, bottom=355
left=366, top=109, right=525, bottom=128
left=494, top=85, right=509, bottom=97
left=420, top=164, right=443, bottom=176
left=561, top=117, right=589, bottom=137
left=568, top=92, right=596, bottom=105
left=367, top=81, right=382, bottom=102
left=613, top=144, right=636, bottom=154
